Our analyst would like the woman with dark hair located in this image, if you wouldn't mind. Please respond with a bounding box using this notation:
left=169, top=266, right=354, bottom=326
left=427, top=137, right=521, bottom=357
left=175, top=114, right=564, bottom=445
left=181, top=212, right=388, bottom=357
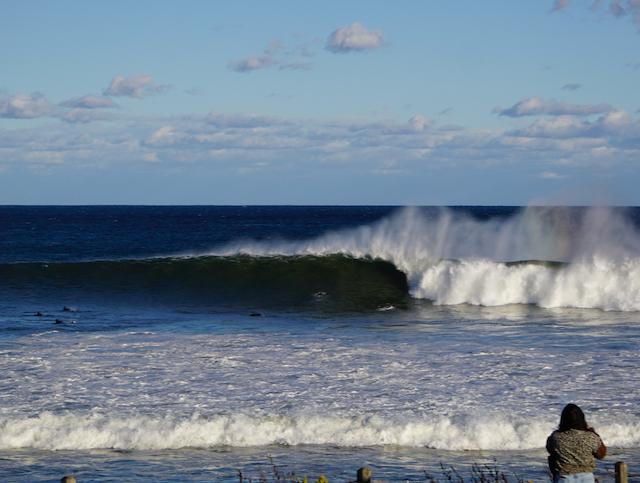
left=547, top=404, right=607, bottom=483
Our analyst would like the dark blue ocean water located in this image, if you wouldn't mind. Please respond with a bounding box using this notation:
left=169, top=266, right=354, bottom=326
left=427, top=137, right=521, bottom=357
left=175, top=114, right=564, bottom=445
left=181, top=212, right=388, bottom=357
left=0, top=206, right=402, bottom=263
left=1, top=206, right=639, bottom=483
left=0, top=206, right=529, bottom=329
left=0, top=205, right=533, bottom=264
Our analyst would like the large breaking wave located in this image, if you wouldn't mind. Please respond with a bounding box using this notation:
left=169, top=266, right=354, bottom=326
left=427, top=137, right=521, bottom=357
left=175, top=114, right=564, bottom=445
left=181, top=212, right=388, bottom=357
left=2, top=206, right=639, bottom=311
left=207, top=206, right=640, bottom=312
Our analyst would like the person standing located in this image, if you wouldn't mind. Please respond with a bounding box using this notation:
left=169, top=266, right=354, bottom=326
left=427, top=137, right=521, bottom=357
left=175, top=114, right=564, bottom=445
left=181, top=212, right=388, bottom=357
left=547, top=404, right=607, bottom=483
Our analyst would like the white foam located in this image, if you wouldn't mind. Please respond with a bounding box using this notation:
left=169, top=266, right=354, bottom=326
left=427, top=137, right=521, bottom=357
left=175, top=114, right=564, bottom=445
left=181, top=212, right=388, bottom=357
left=1, top=412, right=637, bottom=451
left=3, top=312, right=639, bottom=453
left=409, top=257, right=640, bottom=311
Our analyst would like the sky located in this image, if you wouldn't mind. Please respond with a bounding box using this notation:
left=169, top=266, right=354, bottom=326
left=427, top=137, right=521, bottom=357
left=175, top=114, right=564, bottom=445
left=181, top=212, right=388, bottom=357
left=1, top=0, right=640, bottom=206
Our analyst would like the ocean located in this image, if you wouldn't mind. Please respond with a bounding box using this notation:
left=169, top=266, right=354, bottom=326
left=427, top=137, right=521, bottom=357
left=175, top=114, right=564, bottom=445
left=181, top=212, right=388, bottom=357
left=1, top=205, right=639, bottom=483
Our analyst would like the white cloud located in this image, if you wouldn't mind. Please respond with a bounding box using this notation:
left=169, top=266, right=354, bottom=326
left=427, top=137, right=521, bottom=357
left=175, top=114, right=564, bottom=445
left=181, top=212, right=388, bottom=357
left=228, top=55, right=279, bottom=73
left=60, top=94, right=119, bottom=109
left=553, top=0, right=640, bottom=27
left=494, top=96, right=611, bottom=117
left=325, top=23, right=387, bottom=53
left=103, top=74, right=167, bottom=98
left=591, top=109, right=637, bottom=135
left=406, top=114, right=435, bottom=133
left=57, top=108, right=113, bottom=124
left=146, top=126, right=183, bottom=146
left=0, top=93, right=55, bottom=119
left=613, top=0, right=640, bottom=24
left=229, top=37, right=318, bottom=73
left=562, top=84, right=582, bottom=91
left=609, top=0, right=640, bottom=23
left=510, top=115, right=588, bottom=139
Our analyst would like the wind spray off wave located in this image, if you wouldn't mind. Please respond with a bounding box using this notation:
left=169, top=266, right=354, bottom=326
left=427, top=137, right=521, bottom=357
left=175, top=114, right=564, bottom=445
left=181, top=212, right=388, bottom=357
left=210, top=206, right=640, bottom=311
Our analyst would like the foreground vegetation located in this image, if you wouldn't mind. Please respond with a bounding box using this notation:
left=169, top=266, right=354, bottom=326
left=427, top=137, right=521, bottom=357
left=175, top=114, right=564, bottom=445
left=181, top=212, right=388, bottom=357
left=237, top=456, right=528, bottom=483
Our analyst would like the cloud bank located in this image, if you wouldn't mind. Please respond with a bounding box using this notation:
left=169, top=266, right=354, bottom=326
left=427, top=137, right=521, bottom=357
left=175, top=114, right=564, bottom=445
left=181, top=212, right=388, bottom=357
left=1, top=62, right=639, bottom=203
left=3, top=102, right=637, bottom=179
left=2, top=76, right=638, bottom=177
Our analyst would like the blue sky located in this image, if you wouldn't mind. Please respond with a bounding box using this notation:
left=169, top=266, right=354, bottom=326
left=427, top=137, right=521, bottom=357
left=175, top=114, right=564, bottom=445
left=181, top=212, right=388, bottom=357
left=1, top=0, right=640, bottom=205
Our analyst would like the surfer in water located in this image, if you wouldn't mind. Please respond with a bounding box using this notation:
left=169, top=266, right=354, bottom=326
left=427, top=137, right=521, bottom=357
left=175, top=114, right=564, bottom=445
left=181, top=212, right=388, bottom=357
left=376, top=303, right=394, bottom=311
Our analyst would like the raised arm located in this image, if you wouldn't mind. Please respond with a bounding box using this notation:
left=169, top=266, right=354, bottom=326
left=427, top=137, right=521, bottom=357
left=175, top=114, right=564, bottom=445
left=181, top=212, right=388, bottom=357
left=587, top=425, right=607, bottom=459
left=595, top=440, right=607, bottom=459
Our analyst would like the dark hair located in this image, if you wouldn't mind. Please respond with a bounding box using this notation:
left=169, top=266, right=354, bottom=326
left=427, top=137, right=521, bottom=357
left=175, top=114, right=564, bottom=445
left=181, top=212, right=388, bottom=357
left=559, top=403, right=588, bottom=431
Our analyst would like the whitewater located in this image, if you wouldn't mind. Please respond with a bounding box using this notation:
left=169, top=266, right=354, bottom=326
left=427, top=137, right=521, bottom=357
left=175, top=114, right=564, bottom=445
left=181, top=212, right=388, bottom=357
left=0, top=205, right=638, bottom=482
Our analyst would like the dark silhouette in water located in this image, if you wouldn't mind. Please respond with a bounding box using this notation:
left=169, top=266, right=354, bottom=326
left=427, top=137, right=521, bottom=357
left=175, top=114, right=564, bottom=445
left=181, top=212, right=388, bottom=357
left=54, top=319, right=76, bottom=324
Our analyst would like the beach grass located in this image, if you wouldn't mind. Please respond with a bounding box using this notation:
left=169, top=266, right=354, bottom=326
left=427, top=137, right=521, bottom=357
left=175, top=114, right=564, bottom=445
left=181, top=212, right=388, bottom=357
left=424, top=461, right=527, bottom=483
left=238, top=456, right=529, bottom=483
